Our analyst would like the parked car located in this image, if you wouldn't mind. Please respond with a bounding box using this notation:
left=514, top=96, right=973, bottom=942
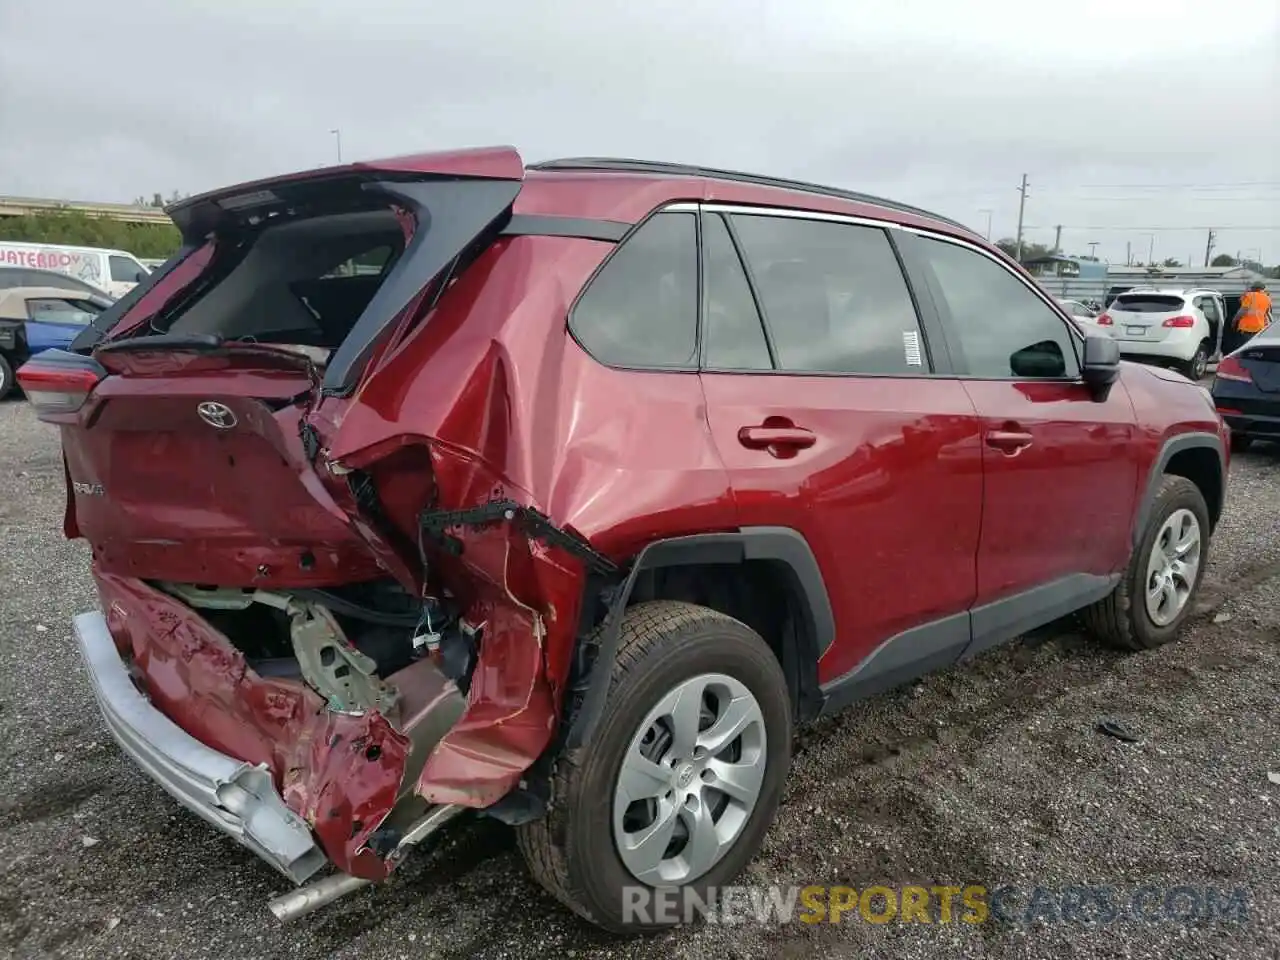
left=1094, top=288, right=1226, bottom=379
left=18, top=148, right=1230, bottom=933
left=1057, top=297, right=1098, bottom=323
left=0, top=286, right=110, bottom=398
left=1104, top=285, right=1136, bottom=307
left=0, top=265, right=112, bottom=298
left=0, top=241, right=151, bottom=298
left=1211, top=323, right=1280, bottom=451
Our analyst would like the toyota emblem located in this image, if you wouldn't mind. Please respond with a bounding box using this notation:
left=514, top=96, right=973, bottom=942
left=197, top=401, right=237, bottom=429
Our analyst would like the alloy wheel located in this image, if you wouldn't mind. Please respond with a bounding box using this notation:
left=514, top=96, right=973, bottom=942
left=1144, top=508, right=1202, bottom=626
left=612, top=672, right=767, bottom=886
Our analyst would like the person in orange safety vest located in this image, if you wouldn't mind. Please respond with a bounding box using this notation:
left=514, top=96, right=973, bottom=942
left=1235, top=282, right=1272, bottom=340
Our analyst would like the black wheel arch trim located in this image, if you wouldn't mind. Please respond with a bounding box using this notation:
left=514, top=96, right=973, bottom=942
left=1132, top=431, right=1226, bottom=545
left=564, top=526, right=833, bottom=749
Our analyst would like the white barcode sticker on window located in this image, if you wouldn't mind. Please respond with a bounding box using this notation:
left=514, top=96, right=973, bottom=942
left=903, top=330, right=923, bottom=366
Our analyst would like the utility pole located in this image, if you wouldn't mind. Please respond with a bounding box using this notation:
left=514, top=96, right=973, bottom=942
left=330, top=128, right=342, bottom=164
left=1148, top=234, right=1155, bottom=266
left=1014, top=174, right=1029, bottom=261
left=1088, top=241, right=1100, bottom=259
left=1052, top=224, right=1063, bottom=254
left=978, top=208, right=993, bottom=241
left=1126, top=241, right=1132, bottom=266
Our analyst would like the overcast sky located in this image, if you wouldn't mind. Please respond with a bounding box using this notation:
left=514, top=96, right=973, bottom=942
left=1, top=0, right=1277, bottom=265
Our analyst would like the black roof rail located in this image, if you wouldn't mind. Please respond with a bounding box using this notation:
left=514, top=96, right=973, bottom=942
left=528, top=157, right=972, bottom=233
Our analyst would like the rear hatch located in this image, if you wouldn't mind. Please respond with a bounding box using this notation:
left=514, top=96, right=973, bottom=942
left=1238, top=337, right=1280, bottom=393
left=1105, top=293, right=1192, bottom=343
left=18, top=148, right=524, bottom=588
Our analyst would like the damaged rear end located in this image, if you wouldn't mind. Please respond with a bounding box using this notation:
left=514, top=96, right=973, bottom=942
left=19, top=146, right=613, bottom=911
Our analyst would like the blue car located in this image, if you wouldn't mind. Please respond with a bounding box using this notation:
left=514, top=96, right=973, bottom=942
left=1211, top=323, right=1280, bottom=452
left=0, top=285, right=112, bottom=399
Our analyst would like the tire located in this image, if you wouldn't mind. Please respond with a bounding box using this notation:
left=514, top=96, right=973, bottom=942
left=1082, top=475, right=1211, bottom=650
left=0, top=354, right=13, bottom=400
left=516, top=600, right=792, bottom=932
left=1230, top=434, right=1253, bottom=454
left=1180, top=341, right=1209, bottom=381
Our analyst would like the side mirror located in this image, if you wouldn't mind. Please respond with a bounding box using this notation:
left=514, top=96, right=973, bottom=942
left=1081, top=331, right=1121, bottom=401
left=1010, top=340, right=1067, bottom=378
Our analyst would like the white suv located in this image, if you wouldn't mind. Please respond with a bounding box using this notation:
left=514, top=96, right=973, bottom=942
left=1096, top=288, right=1225, bottom=380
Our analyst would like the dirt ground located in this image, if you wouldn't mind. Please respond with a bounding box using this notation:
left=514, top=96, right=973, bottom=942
left=1, top=399, right=1277, bottom=960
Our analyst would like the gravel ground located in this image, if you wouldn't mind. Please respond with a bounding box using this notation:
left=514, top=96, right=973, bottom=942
left=1, top=398, right=1277, bottom=960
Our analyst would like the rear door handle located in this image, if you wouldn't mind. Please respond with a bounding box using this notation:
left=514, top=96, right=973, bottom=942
left=985, top=430, right=1034, bottom=454
left=738, top=425, right=817, bottom=451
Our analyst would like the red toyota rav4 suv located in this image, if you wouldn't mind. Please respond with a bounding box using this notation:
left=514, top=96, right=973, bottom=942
left=20, top=147, right=1229, bottom=932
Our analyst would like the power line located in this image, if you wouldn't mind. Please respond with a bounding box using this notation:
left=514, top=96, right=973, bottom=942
left=1042, top=196, right=1280, bottom=202
left=1022, top=224, right=1280, bottom=231
left=1037, top=180, right=1280, bottom=190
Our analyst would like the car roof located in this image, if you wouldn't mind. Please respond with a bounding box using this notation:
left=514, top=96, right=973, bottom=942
left=528, top=157, right=969, bottom=228
left=1240, top=325, right=1280, bottom=348
left=516, top=157, right=985, bottom=243
left=0, top=264, right=106, bottom=288
left=1116, top=288, right=1216, bottom=297
left=165, top=145, right=990, bottom=248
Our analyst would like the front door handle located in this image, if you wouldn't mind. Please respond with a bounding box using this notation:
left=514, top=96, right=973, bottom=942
left=985, top=430, right=1034, bottom=454
left=738, top=425, right=817, bottom=452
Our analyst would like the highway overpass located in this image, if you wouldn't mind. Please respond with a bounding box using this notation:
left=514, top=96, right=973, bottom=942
left=0, top=195, right=171, bottom=225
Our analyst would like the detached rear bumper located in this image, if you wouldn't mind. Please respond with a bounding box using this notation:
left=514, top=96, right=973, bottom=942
left=74, top=610, right=327, bottom=883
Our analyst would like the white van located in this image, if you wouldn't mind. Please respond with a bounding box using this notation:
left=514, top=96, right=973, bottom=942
left=0, top=242, right=151, bottom=298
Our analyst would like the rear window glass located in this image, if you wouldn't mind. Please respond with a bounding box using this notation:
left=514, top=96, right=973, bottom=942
left=165, top=209, right=406, bottom=351
left=1113, top=295, right=1186, bottom=313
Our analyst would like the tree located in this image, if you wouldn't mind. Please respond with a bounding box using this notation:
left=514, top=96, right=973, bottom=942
left=1161, top=257, right=1182, bottom=268
left=995, top=238, right=1053, bottom=262
left=1211, top=253, right=1238, bottom=267
left=0, top=210, right=181, bottom=258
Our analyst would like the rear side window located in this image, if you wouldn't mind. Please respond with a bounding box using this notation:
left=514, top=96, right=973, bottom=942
left=571, top=212, right=698, bottom=368
left=27, top=297, right=102, bottom=325
left=1112, top=295, right=1187, bottom=313
left=702, top=214, right=772, bottom=370
left=919, top=236, right=1080, bottom=379
left=729, top=214, right=925, bottom=375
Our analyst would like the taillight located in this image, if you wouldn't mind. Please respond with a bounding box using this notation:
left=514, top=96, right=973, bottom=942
left=1096, top=314, right=1113, bottom=326
left=1162, top=315, right=1196, bottom=328
left=1215, top=356, right=1253, bottom=383
left=15, top=350, right=106, bottom=416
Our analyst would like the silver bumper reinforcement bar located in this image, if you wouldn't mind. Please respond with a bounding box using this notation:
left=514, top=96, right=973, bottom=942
left=74, top=610, right=327, bottom=884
